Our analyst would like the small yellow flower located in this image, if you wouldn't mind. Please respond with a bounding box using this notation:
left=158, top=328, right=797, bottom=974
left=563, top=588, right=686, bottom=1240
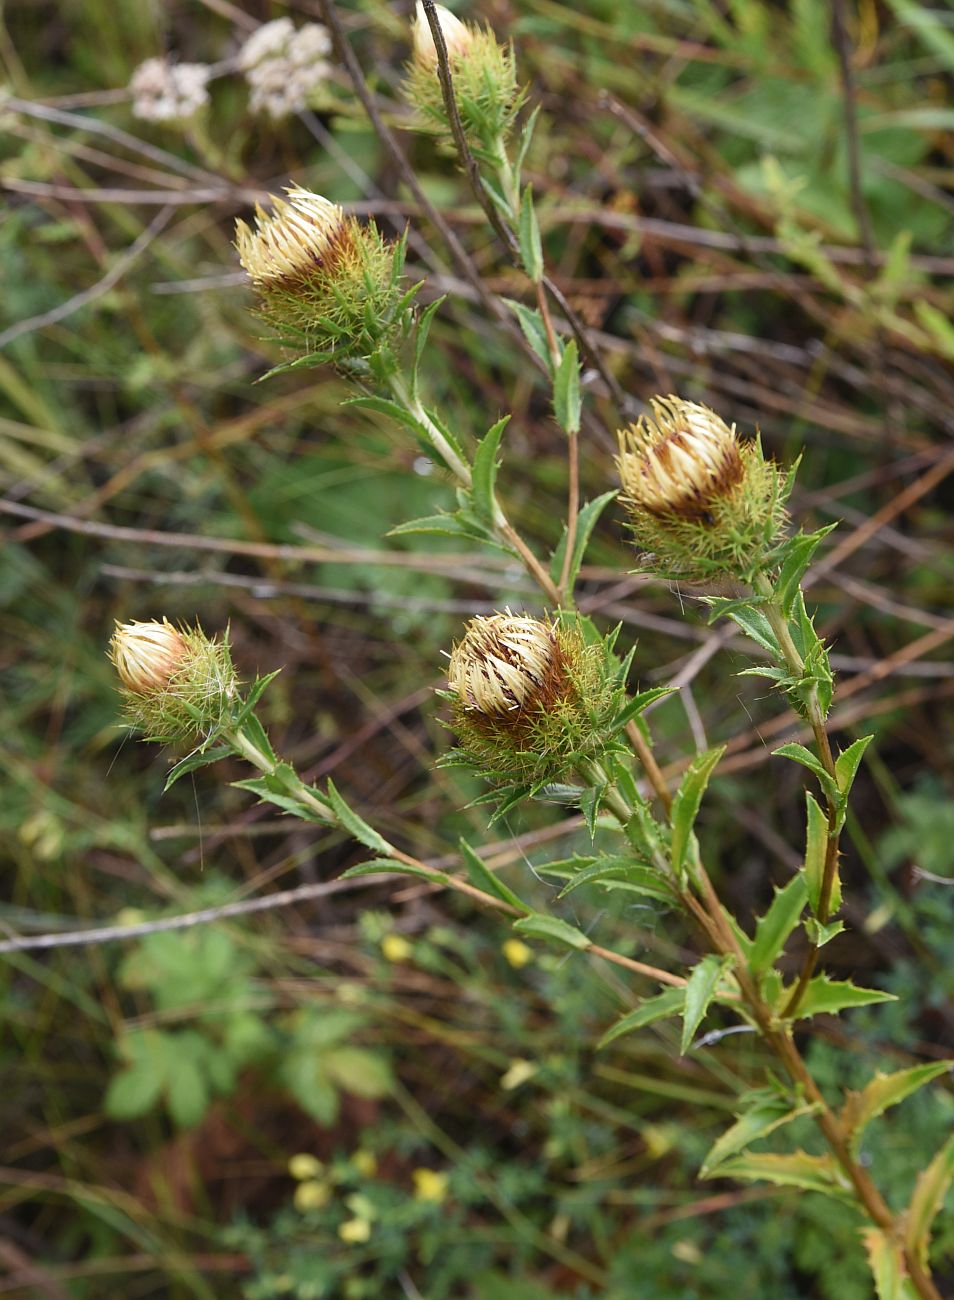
left=338, top=1216, right=372, bottom=1244
left=502, top=938, right=533, bottom=969
left=108, top=618, right=187, bottom=694
left=352, top=1150, right=377, bottom=1178
left=294, top=1179, right=331, bottom=1211
left=500, top=1058, right=537, bottom=1091
left=410, top=2, right=474, bottom=67
left=412, top=1167, right=449, bottom=1203
left=381, top=933, right=412, bottom=963
left=288, top=1153, right=324, bottom=1181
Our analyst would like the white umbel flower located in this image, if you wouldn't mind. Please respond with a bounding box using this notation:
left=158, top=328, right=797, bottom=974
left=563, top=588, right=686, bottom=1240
left=129, top=57, right=210, bottom=123
left=239, top=18, right=333, bottom=118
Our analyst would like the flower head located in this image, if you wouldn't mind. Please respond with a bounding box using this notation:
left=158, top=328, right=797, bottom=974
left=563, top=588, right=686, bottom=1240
left=129, top=57, right=210, bottom=123
left=443, top=612, right=619, bottom=787
left=238, top=18, right=333, bottom=119
left=616, top=396, right=789, bottom=581
left=108, top=618, right=238, bottom=744
left=234, top=185, right=403, bottom=363
left=109, top=618, right=187, bottom=693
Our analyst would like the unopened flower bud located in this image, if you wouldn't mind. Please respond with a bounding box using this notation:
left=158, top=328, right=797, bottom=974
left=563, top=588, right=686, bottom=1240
left=109, top=618, right=186, bottom=693
left=108, top=618, right=238, bottom=744
left=411, top=2, right=473, bottom=68
left=444, top=612, right=617, bottom=786
left=616, top=396, right=788, bottom=581
left=235, top=185, right=401, bottom=362
left=403, top=5, right=522, bottom=156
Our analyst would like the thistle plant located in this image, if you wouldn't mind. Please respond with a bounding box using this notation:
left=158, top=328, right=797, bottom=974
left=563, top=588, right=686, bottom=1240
left=104, top=12, right=953, bottom=1299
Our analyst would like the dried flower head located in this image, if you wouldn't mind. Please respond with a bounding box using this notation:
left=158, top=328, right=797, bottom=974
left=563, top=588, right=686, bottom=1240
left=410, top=2, right=474, bottom=67
left=129, top=57, right=210, bottom=123
left=109, top=618, right=187, bottom=693
left=108, top=618, right=238, bottom=744
left=403, top=4, right=522, bottom=157
left=443, top=612, right=619, bottom=788
left=234, top=185, right=402, bottom=361
left=616, top=396, right=789, bottom=582
left=238, top=18, right=333, bottom=119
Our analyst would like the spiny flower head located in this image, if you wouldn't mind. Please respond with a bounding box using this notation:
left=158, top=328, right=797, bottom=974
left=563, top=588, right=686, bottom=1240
left=108, top=618, right=238, bottom=744
left=235, top=185, right=404, bottom=364
left=616, top=396, right=789, bottom=582
left=403, top=4, right=522, bottom=159
left=443, top=612, right=619, bottom=788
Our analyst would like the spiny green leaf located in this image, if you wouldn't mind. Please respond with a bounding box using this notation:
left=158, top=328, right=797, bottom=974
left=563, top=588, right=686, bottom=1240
left=609, top=687, right=678, bottom=736
left=749, top=873, right=808, bottom=975
left=553, top=338, right=581, bottom=432
left=803, top=791, right=836, bottom=916
left=863, top=1229, right=920, bottom=1300
left=712, top=1151, right=851, bottom=1197
left=835, top=734, right=874, bottom=797
left=670, top=745, right=726, bottom=875
left=503, top=298, right=551, bottom=366
left=471, top=416, right=509, bottom=524
left=704, top=598, right=781, bottom=656
left=790, top=975, right=896, bottom=1020
left=906, top=1133, right=954, bottom=1268
left=774, top=525, right=837, bottom=616
left=512, top=913, right=590, bottom=952
left=548, top=489, right=617, bottom=590
left=388, top=511, right=496, bottom=543
left=773, top=742, right=838, bottom=800
left=232, top=769, right=327, bottom=823
left=518, top=185, right=543, bottom=282
left=459, top=839, right=528, bottom=912
left=555, top=857, right=673, bottom=903
left=326, top=780, right=393, bottom=855
left=597, top=986, right=686, bottom=1049
left=842, top=1063, right=952, bottom=1155
left=580, top=782, right=606, bottom=839
left=700, top=1089, right=820, bottom=1178
left=164, top=744, right=233, bottom=791
left=681, top=954, right=731, bottom=1054
left=339, top=859, right=442, bottom=884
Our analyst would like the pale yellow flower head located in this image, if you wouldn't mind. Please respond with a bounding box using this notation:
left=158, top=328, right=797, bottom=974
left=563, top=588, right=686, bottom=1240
left=411, top=2, right=474, bottom=67
left=235, top=185, right=347, bottom=291
left=616, top=397, right=744, bottom=522
left=109, top=618, right=186, bottom=694
left=448, top=613, right=556, bottom=716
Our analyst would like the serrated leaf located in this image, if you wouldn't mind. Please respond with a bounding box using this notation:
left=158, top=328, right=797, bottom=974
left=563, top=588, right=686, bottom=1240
left=388, top=511, right=493, bottom=542
left=339, top=858, right=439, bottom=883
left=906, top=1133, right=954, bottom=1268
left=413, top=297, right=445, bottom=380
left=518, top=185, right=543, bottom=282
left=326, top=780, right=393, bottom=855
left=553, top=339, right=581, bottom=432
left=790, top=976, right=896, bottom=1019
left=803, top=791, right=835, bottom=916
left=713, top=1151, right=850, bottom=1197
left=471, top=416, right=509, bottom=524
left=556, top=857, right=673, bottom=902
left=863, top=1229, right=920, bottom=1300
left=773, top=743, right=838, bottom=800
left=503, top=298, right=551, bottom=365
left=597, top=986, right=686, bottom=1049
left=681, top=954, right=730, bottom=1054
left=670, top=745, right=726, bottom=875
left=164, top=744, right=233, bottom=791
left=549, top=489, right=617, bottom=590
left=749, top=873, right=808, bottom=975
left=232, top=771, right=327, bottom=823
left=842, top=1063, right=952, bottom=1155
left=705, top=598, right=780, bottom=656
left=512, top=912, right=590, bottom=951
left=803, top=917, right=844, bottom=947
left=459, top=839, right=528, bottom=912
left=775, top=525, right=837, bottom=616
left=700, top=1089, right=820, bottom=1178
left=835, top=734, right=874, bottom=796
left=609, top=686, right=678, bottom=736
left=346, top=394, right=425, bottom=435
left=580, top=783, right=606, bottom=839
left=233, top=670, right=282, bottom=726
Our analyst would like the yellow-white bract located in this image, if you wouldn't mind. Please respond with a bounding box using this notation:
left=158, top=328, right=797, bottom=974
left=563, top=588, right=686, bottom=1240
left=448, top=613, right=555, bottom=715
left=410, top=2, right=474, bottom=67
left=235, top=185, right=346, bottom=290
left=108, top=618, right=186, bottom=694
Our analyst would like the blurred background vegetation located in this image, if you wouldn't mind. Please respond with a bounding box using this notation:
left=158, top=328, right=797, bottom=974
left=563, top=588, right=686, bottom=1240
left=1, top=0, right=953, bottom=1295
